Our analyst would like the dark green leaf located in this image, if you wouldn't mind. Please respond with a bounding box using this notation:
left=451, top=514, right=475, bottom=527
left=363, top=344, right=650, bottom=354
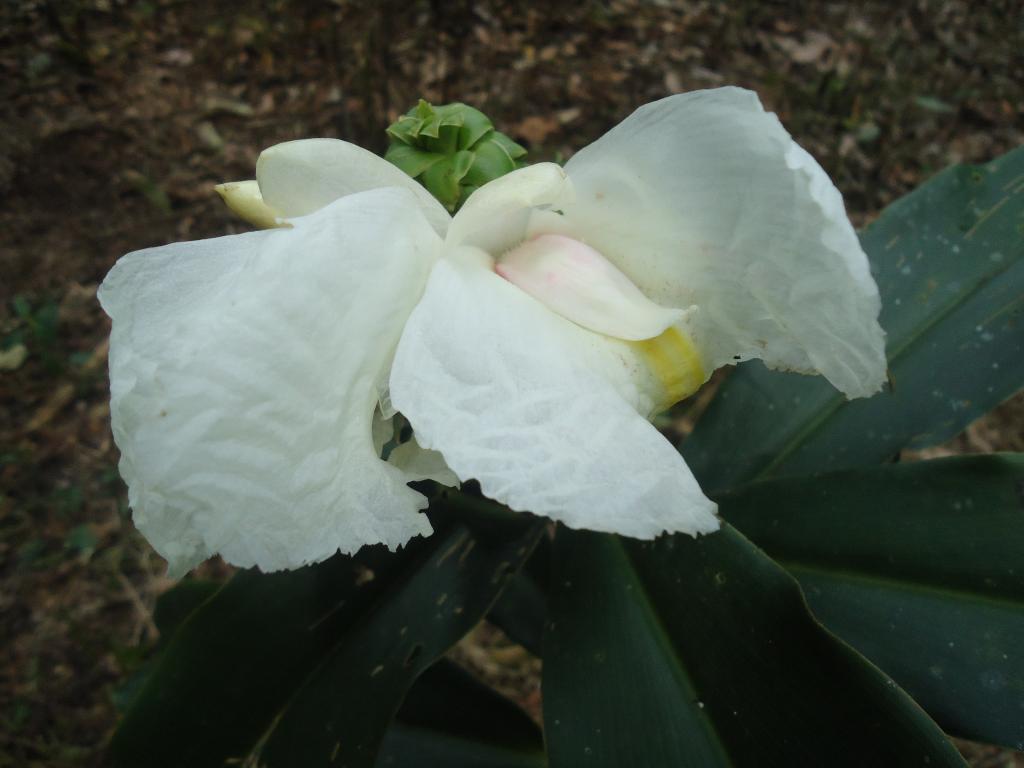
left=111, top=497, right=543, bottom=768
left=685, top=148, right=1024, bottom=491
left=487, top=573, right=545, bottom=656
left=543, top=527, right=966, bottom=767
left=376, top=659, right=545, bottom=768
left=721, top=454, right=1024, bottom=750
left=152, top=579, right=220, bottom=639
left=487, top=533, right=549, bottom=656
left=257, top=514, right=541, bottom=766
left=112, top=580, right=221, bottom=714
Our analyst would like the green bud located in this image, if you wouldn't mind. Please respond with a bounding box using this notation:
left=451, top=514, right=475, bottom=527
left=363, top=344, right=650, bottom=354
left=385, top=100, right=527, bottom=212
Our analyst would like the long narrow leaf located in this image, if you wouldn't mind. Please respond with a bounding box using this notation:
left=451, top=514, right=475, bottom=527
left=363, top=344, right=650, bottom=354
left=376, top=659, right=545, bottom=768
left=721, top=454, right=1024, bottom=749
left=111, top=497, right=543, bottom=768
left=543, top=527, right=966, bottom=767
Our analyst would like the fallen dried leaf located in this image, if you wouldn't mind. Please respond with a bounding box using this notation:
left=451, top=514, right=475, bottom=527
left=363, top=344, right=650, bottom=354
left=776, top=30, right=834, bottom=64
left=0, top=344, right=28, bottom=371
left=514, top=115, right=560, bottom=145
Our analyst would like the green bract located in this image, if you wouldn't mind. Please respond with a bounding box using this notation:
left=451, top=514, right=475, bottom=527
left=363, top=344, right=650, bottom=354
left=385, top=100, right=527, bottom=212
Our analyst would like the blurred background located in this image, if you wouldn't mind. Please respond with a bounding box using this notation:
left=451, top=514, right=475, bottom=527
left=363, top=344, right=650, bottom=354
left=1, top=1, right=1021, bottom=765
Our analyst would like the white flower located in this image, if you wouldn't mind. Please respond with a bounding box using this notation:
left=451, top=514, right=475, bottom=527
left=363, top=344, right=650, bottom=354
left=99, top=88, right=886, bottom=576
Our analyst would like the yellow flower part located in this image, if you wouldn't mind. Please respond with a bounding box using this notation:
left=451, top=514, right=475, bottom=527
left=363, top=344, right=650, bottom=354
left=633, top=327, right=706, bottom=416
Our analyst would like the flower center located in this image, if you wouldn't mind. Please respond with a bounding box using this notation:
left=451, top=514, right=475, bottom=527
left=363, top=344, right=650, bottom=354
left=634, top=326, right=706, bottom=415
left=495, top=233, right=707, bottom=412
left=495, top=234, right=684, bottom=342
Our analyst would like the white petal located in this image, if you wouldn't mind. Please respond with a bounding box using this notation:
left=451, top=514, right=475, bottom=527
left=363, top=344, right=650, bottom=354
left=215, top=180, right=283, bottom=229
left=496, top=234, right=684, bottom=340
left=98, top=188, right=441, bottom=575
left=446, top=163, right=573, bottom=255
left=546, top=87, right=886, bottom=399
left=389, top=258, right=718, bottom=539
left=256, top=138, right=450, bottom=237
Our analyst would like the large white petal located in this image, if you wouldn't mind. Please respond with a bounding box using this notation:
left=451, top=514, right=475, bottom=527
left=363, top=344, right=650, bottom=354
left=545, top=87, right=886, bottom=399
left=98, top=188, right=441, bottom=575
left=256, top=138, right=450, bottom=237
left=389, top=258, right=718, bottom=539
